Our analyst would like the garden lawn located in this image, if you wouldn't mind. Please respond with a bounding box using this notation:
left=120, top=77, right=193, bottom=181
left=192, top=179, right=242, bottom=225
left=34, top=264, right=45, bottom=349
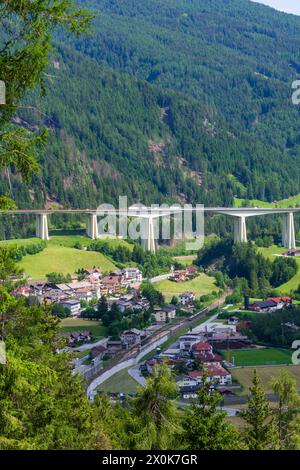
left=19, top=245, right=116, bottom=280
left=222, top=348, right=292, bottom=367
left=156, top=273, right=216, bottom=302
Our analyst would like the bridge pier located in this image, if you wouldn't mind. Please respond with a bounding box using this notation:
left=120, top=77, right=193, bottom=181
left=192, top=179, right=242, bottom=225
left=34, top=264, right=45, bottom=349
left=36, top=214, right=49, bottom=240
left=282, top=212, right=296, bottom=250
left=86, top=214, right=98, bottom=240
left=142, top=217, right=156, bottom=254
left=233, top=216, right=247, bottom=244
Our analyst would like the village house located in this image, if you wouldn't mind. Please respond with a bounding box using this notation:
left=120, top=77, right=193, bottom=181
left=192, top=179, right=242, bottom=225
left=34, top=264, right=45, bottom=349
left=106, top=340, right=123, bottom=356
left=89, top=344, right=107, bottom=361
left=179, top=292, right=196, bottom=306
left=74, top=287, right=93, bottom=302
left=11, top=285, right=34, bottom=297
left=284, top=249, right=300, bottom=257
left=228, top=316, right=239, bottom=326
left=179, top=333, right=205, bottom=354
left=153, top=304, right=176, bottom=323
left=63, top=330, right=92, bottom=346
left=248, top=296, right=292, bottom=313
left=122, top=267, right=142, bottom=284
left=192, top=340, right=212, bottom=354
left=186, top=362, right=232, bottom=386
left=83, top=268, right=102, bottom=279
left=172, top=265, right=198, bottom=282
left=179, top=385, right=200, bottom=400
left=101, top=274, right=123, bottom=293
left=59, top=299, right=81, bottom=317
left=120, top=328, right=144, bottom=349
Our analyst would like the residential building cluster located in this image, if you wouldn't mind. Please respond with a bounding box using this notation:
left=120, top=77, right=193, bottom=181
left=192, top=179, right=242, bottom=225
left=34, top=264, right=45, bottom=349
left=142, top=319, right=254, bottom=400
left=248, top=296, right=293, bottom=313
left=12, top=267, right=143, bottom=316
left=171, top=265, right=198, bottom=282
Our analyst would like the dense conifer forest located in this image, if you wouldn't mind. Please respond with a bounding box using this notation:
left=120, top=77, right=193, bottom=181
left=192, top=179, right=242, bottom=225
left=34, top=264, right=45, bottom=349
left=2, top=0, right=300, bottom=230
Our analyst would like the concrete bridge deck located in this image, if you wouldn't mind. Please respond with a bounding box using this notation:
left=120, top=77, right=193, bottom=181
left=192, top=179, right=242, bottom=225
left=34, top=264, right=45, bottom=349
left=1, top=206, right=299, bottom=251
left=1, top=207, right=300, bottom=215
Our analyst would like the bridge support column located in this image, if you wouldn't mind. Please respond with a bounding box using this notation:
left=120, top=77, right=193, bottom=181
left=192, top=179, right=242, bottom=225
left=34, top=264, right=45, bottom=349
left=233, top=216, right=247, bottom=243
left=142, top=217, right=156, bottom=254
left=282, top=212, right=296, bottom=250
left=36, top=214, right=49, bottom=240
left=86, top=214, right=98, bottom=240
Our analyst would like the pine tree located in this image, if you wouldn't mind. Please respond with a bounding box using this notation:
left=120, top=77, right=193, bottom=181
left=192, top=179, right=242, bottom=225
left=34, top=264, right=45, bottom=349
left=127, top=363, right=181, bottom=450
left=241, top=370, right=279, bottom=450
left=270, top=370, right=300, bottom=449
left=182, top=367, right=242, bottom=450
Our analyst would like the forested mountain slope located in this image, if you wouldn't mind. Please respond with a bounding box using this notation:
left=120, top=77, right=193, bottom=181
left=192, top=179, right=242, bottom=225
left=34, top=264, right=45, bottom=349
left=2, top=0, right=300, bottom=221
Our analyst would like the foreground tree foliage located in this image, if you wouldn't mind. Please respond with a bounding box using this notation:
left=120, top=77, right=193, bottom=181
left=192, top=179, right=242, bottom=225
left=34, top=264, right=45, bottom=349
left=0, top=249, right=109, bottom=449
left=0, top=1, right=93, bottom=197
left=241, top=370, right=279, bottom=450
left=271, top=370, right=300, bottom=450
left=182, top=368, right=242, bottom=450
left=125, top=364, right=181, bottom=450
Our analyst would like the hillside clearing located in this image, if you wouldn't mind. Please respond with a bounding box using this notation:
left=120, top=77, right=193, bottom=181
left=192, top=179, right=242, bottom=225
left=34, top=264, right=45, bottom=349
left=156, top=273, right=217, bottom=301
left=19, top=245, right=116, bottom=280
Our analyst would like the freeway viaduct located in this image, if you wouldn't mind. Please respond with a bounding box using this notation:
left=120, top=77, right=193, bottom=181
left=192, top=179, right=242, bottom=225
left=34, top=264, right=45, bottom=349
left=1, top=206, right=299, bottom=253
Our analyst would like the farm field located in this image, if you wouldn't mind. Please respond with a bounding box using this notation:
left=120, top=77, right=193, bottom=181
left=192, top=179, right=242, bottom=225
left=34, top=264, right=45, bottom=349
left=97, top=367, right=138, bottom=394
left=222, top=348, right=292, bottom=367
left=232, top=365, right=300, bottom=394
left=156, top=273, right=217, bottom=302
left=60, top=318, right=107, bottom=338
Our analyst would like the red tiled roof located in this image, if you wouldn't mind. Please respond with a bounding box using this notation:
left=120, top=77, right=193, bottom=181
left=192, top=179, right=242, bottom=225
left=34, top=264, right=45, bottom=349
left=267, top=296, right=292, bottom=304
left=188, top=363, right=230, bottom=378
left=193, top=341, right=211, bottom=352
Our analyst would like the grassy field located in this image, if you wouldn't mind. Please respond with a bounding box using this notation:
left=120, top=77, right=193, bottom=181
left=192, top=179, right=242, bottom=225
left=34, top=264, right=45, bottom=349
left=173, top=255, right=197, bottom=266
left=97, top=367, right=138, bottom=394
left=0, top=237, right=41, bottom=247
left=0, top=232, right=134, bottom=280
left=222, top=348, right=292, bottom=367
left=156, top=273, right=217, bottom=302
left=258, top=245, right=300, bottom=293
left=59, top=318, right=107, bottom=338
left=234, top=193, right=300, bottom=209
left=19, top=244, right=116, bottom=280
left=232, top=365, right=300, bottom=394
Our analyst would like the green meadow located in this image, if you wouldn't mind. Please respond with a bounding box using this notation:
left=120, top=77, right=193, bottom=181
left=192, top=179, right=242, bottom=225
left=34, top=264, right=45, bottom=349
left=156, top=273, right=217, bottom=302
left=0, top=233, right=134, bottom=280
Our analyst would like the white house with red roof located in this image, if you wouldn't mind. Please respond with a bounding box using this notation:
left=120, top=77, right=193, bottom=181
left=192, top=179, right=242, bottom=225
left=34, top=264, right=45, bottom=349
left=186, top=362, right=232, bottom=386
